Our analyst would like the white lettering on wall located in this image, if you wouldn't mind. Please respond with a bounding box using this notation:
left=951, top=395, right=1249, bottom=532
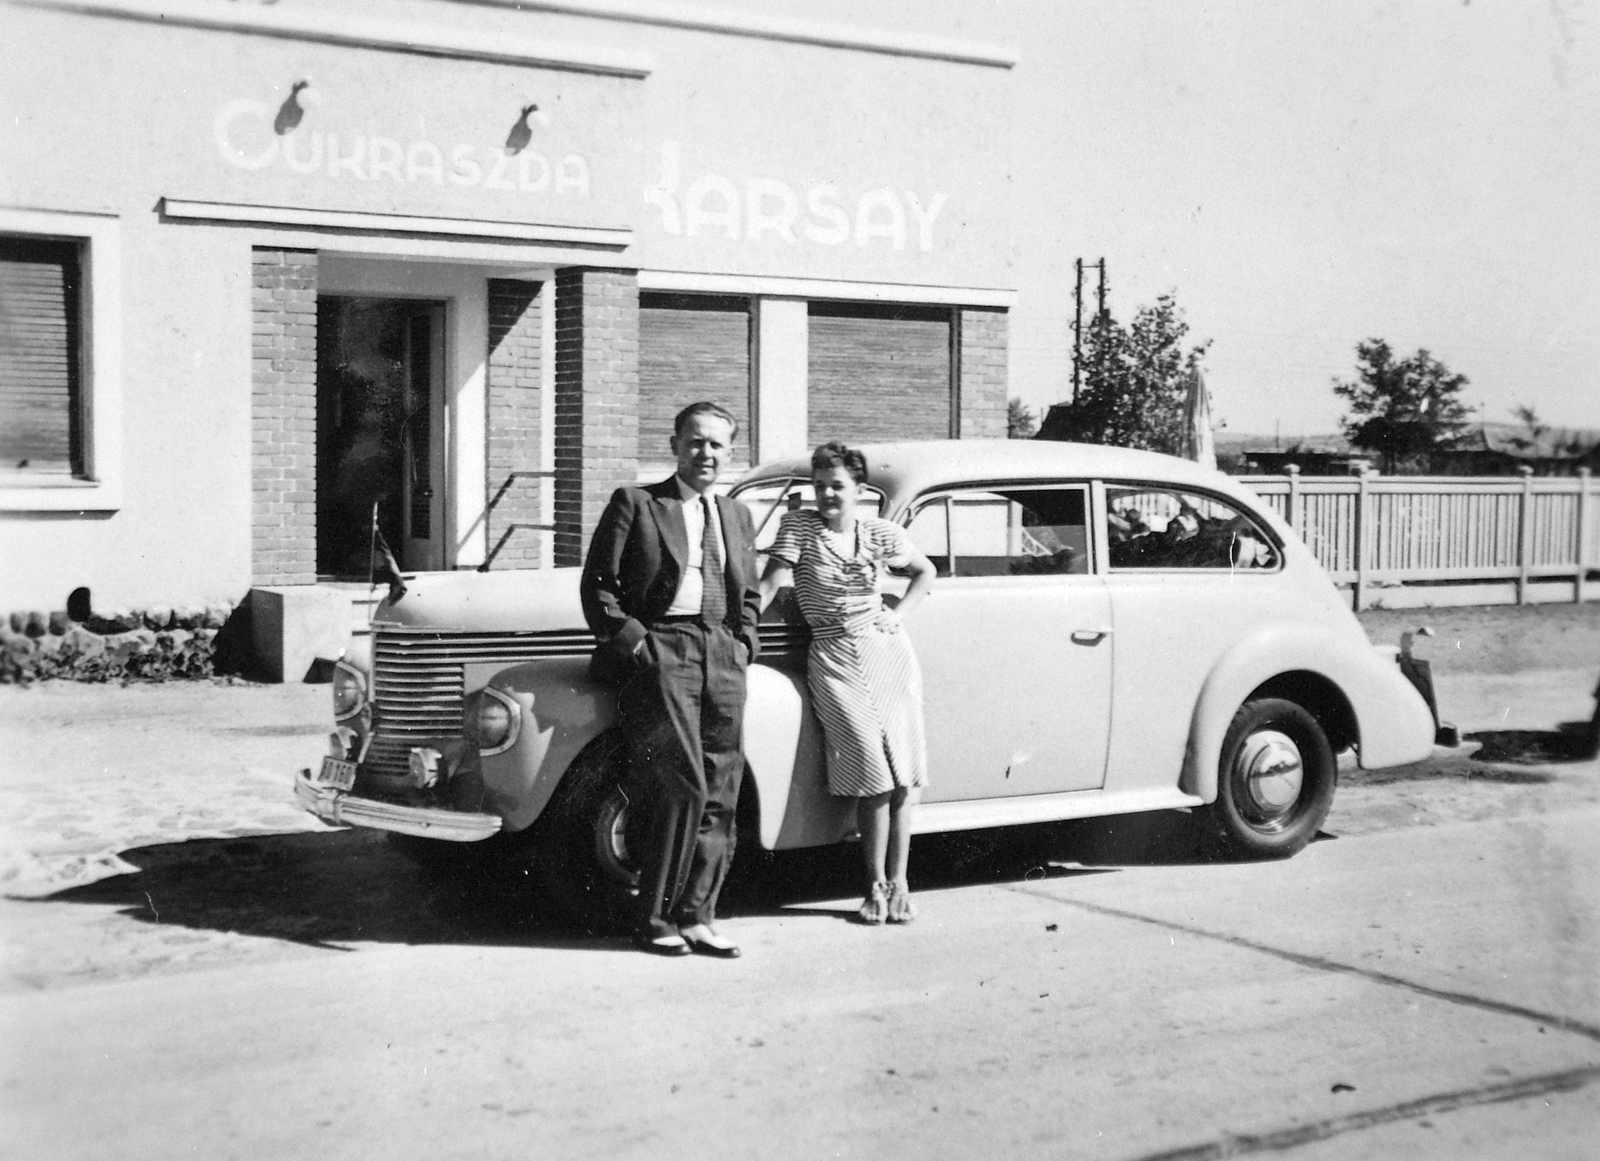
left=645, top=141, right=947, bottom=252
left=556, top=155, right=591, bottom=196
left=685, top=174, right=741, bottom=239
left=804, top=185, right=851, bottom=246
left=904, top=191, right=948, bottom=253
left=746, top=178, right=798, bottom=244
left=213, top=99, right=592, bottom=198
left=855, top=188, right=905, bottom=250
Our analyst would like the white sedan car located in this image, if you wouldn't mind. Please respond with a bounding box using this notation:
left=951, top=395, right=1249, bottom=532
left=295, top=441, right=1441, bottom=926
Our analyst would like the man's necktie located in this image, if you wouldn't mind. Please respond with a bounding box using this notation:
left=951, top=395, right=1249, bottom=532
left=699, top=495, right=727, bottom=627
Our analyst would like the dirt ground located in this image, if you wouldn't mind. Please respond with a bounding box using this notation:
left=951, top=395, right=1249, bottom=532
left=1357, top=600, right=1600, bottom=675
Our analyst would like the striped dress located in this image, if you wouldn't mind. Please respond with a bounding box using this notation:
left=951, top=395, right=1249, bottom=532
left=768, top=510, right=928, bottom=797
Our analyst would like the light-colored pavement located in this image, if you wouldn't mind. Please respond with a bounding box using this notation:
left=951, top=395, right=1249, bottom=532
left=0, top=620, right=1596, bottom=1159
left=2, top=804, right=1595, bottom=1161
left=0, top=680, right=332, bottom=897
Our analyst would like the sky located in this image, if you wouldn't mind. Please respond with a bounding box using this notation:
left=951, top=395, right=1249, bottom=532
left=705, top=0, right=1599, bottom=437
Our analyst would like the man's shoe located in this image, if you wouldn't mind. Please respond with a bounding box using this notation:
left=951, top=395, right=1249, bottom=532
left=679, top=923, right=741, bottom=958
left=633, top=932, right=691, bottom=957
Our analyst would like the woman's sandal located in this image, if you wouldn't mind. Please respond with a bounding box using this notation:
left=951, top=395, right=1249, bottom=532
left=858, top=881, right=889, bottom=925
left=887, top=882, right=916, bottom=924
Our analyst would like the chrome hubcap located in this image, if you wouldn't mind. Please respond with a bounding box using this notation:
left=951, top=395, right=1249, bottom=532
left=1234, top=729, right=1304, bottom=826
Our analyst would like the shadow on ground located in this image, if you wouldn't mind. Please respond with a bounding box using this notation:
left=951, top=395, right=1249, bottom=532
left=1340, top=720, right=1599, bottom=788
left=1466, top=720, right=1598, bottom=767
left=29, top=808, right=1240, bottom=951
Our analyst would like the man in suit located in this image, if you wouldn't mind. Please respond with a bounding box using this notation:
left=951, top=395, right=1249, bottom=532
left=580, top=401, right=762, bottom=957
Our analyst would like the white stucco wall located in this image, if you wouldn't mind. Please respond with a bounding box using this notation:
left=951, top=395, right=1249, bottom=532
left=0, top=0, right=1014, bottom=613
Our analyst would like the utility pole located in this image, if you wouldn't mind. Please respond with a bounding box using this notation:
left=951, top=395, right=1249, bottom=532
left=1071, top=257, right=1106, bottom=404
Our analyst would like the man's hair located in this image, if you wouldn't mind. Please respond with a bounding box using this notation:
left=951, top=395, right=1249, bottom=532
left=810, top=440, right=868, bottom=484
left=673, top=401, right=739, bottom=441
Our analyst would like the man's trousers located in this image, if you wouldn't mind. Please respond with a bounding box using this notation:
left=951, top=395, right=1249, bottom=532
left=617, top=620, right=747, bottom=938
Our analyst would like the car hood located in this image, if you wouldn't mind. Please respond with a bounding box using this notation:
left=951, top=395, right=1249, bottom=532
left=369, top=567, right=587, bottom=634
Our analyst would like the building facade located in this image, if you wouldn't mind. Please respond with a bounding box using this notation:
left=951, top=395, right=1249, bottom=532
left=0, top=0, right=1015, bottom=629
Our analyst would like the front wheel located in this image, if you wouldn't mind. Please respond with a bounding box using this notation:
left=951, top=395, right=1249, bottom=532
left=1205, top=698, right=1335, bottom=859
left=529, top=735, right=641, bottom=934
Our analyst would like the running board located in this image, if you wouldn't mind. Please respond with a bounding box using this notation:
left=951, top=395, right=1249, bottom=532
left=913, top=786, right=1207, bottom=835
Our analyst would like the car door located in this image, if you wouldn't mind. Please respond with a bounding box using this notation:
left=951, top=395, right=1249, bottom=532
left=901, top=482, right=1114, bottom=801
left=1100, top=482, right=1291, bottom=789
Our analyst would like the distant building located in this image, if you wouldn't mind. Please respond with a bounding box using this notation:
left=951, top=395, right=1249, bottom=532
left=1217, top=423, right=1600, bottom=477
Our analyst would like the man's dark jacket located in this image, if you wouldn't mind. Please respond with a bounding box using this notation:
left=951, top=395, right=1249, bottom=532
left=579, top=477, right=762, bottom=685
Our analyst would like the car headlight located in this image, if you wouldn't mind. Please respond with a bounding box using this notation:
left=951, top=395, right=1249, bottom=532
left=332, top=661, right=367, bottom=721
left=466, top=686, right=521, bottom=755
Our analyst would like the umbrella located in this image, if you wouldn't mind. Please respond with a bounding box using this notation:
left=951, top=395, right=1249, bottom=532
left=1181, top=368, right=1217, bottom=470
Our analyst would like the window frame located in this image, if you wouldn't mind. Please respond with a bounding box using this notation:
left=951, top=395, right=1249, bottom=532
left=0, top=208, right=122, bottom=511
left=905, top=479, right=1098, bottom=579
left=1102, top=479, right=1285, bottom=574
left=733, top=474, right=888, bottom=556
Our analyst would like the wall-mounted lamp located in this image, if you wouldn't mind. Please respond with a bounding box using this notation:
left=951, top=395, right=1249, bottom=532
left=504, top=103, right=539, bottom=156
left=274, top=80, right=314, bottom=136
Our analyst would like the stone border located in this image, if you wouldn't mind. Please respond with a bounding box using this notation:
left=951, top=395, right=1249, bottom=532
left=0, top=602, right=235, bottom=684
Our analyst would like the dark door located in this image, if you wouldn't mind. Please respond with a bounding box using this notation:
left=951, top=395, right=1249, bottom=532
left=316, top=297, right=445, bottom=578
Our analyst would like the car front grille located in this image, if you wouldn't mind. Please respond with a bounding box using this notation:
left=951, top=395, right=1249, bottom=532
left=366, top=628, right=595, bottom=777
left=364, top=623, right=810, bottom=778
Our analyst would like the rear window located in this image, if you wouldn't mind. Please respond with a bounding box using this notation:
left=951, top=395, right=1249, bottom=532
left=1105, top=485, right=1280, bottom=571
left=733, top=477, right=887, bottom=553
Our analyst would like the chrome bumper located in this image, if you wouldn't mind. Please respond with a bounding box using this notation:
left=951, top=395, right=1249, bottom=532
left=294, top=768, right=503, bottom=842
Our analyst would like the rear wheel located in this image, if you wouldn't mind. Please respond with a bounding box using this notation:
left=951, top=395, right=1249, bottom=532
left=1205, top=697, right=1335, bottom=859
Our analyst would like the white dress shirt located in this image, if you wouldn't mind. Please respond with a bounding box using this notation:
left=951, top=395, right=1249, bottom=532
left=666, top=475, right=729, bottom=616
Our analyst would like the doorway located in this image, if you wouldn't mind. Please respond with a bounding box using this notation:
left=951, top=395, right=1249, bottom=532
left=315, top=296, right=445, bottom=579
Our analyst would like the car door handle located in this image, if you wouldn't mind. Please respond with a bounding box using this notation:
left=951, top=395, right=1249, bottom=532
left=1071, top=629, right=1112, bottom=645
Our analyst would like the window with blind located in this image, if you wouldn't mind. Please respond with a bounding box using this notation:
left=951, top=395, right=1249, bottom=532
left=638, top=293, right=752, bottom=466
left=0, top=236, right=83, bottom=475
left=808, top=302, right=952, bottom=446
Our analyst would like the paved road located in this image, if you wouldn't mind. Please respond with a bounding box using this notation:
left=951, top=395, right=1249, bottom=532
left=2, top=804, right=1596, bottom=1160
left=1, top=639, right=1596, bottom=1159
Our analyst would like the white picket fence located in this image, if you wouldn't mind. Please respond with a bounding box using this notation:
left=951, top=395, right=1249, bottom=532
left=1239, top=467, right=1599, bottom=610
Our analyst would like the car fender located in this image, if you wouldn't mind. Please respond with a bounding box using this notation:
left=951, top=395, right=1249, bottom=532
left=741, top=665, right=853, bottom=849
left=475, top=659, right=845, bottom=849
left=1183, top=622, right=1435, bottom=801
left=475, top=658, right=617, bottom=833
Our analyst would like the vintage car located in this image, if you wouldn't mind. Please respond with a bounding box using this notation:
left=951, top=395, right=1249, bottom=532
left=294, top=440, right=1443, bottom=925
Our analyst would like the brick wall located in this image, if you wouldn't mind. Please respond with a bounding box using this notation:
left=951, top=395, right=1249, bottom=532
left=553, top=268, right=640, bottom=566
left=957, top=307, right=1009, bottom=440
left=251, top=249, right=318, bottom=585
left=485, top=279, right=544, bottom=569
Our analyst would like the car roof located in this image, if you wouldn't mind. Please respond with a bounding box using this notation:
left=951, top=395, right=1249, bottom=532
left=736, top=439, right=1255, bottom=511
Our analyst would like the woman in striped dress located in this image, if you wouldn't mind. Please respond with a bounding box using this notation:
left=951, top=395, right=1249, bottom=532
left=760, top=442, right=937, bottom=924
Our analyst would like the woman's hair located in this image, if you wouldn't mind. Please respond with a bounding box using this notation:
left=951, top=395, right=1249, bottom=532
left=810, top=440, right=868, bottom=485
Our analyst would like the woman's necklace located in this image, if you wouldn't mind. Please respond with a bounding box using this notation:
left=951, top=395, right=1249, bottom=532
left=819, top=515, right=859, bottom=561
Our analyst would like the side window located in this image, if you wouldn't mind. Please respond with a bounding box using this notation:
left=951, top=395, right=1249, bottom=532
left=907, top=486, right=1091, bottom=578
left=1, top=236, right=82, bottom=477
left=0, top=209, right=122, bottom=511
left=1106, top=486, right=1280, bottom=571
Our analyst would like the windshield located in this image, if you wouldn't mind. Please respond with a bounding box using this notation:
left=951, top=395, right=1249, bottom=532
left=732, top=477, right=888, bottom=552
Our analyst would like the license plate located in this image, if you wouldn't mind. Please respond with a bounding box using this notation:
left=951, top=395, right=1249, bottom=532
left=313, top=756, right=358, bottom=792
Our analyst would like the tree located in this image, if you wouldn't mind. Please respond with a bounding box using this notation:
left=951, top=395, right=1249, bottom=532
left=1007, top=397, right=1038, bottom=439
left=1043, top=291, right=1210, bottom=454
left=1333, top=340, right=1472, bottom=474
